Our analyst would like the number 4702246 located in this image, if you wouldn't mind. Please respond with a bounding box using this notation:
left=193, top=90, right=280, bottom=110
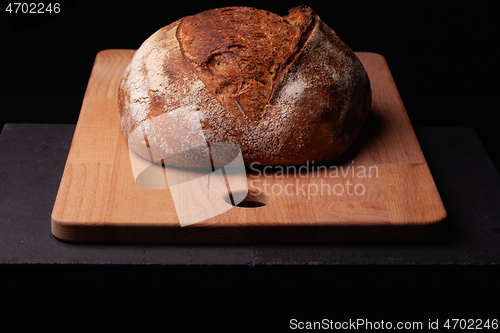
left=444, top=319, right=498, bottom=330
left=5, top=3, right=61, bottom=14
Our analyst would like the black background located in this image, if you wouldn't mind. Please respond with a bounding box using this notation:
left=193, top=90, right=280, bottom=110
left=1, top=0, right=498, bottom=170
left=1, top=0, right=499, bottom=327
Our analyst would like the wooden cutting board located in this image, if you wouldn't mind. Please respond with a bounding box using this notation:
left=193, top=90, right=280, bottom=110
left=51, top=49, right=447, bottom=243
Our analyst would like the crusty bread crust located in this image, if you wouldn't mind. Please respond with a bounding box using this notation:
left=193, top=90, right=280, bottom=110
left=176, top=6, right=316, bottom=122
left=118, top=6, right=371, bottom=167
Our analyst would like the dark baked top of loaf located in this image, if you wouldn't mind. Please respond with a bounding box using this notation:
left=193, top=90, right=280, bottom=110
left=176, top=6, right=316, bottom=122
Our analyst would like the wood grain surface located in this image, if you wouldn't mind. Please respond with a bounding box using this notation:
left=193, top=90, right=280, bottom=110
left=51, top=49, right=447, bottom=243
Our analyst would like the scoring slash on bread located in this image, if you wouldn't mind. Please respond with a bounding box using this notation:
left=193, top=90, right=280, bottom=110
left=118, top=5, right=371, bottom=167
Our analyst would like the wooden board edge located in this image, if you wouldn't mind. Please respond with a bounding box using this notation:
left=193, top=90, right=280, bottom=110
left=50, top=215, right=446, bottom=243
left=51, top=214, right=105, bottom=242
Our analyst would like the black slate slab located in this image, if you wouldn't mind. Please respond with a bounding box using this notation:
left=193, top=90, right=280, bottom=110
left=0, top=124, right=498, bottom=266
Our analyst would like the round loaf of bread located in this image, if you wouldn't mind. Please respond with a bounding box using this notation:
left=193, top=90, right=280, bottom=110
left=118, top=5, right=371, bottom=167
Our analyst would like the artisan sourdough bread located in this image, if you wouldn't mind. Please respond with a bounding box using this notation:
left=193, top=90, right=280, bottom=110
left=118, top=6, right=371, bottom=167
